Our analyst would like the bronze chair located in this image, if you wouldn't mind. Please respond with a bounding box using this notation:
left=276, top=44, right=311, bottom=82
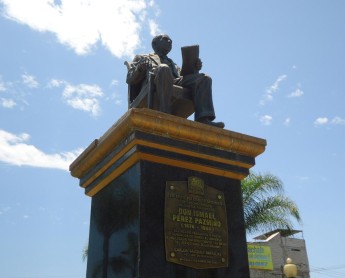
left=125, top=61, right=194, bottom=118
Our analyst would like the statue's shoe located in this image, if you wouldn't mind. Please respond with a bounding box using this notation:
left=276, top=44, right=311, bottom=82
left=198, top=119, right=225, bottom=129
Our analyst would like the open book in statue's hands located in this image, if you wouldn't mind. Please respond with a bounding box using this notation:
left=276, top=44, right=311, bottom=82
left=180, top=45, right=200, bottom=76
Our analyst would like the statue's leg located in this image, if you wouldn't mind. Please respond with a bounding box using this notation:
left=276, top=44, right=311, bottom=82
left=178, top=73, right=216, bottom=121
left=154, top=64, right=174, bottom=114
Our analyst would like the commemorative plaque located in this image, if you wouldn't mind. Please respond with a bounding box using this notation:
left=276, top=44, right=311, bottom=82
left=164, top=177, right=228, bottom=269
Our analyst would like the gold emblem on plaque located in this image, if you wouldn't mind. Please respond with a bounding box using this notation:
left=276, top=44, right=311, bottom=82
left=164, top=177, right=228, bottom=269
left=188, top=176, right=205, bottom=195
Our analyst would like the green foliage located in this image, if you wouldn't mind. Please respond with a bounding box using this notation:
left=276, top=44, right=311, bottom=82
left=82, top=244, right=88, bottom=262
left=242, top=172, right=301, bottom=234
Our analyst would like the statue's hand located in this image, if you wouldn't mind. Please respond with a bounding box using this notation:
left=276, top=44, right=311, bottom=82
left=138, top=62, right=148, bottom=72
left=195, top=58, right=202, bottom=71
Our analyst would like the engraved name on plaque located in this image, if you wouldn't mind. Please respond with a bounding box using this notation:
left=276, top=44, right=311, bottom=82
left=165, top=177, right=228, bottom=269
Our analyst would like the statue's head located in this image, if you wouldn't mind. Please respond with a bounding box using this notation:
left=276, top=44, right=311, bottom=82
left=152, top=34, right=172, bottom=56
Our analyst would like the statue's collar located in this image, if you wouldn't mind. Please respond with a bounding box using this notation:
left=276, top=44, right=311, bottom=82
left=148, top=53, right=163, bottom=64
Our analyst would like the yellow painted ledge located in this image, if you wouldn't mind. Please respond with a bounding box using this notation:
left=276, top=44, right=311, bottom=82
left=70, top=108, right=267, bottom=179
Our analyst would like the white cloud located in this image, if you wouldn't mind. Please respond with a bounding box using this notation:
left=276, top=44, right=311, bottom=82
left=260, top=74, right=287, bottom=105
left=314, top=117, right=329, bottom=127
left=114, top=99, right=122, bottom=105
left=21, top=73, right=39, bottom=88
left=108, top=92, right=123, bottom=106
left=331, top=116, right=345, bottom=125
left=0, top=98, right=16, bottom=108
left=284, top=117, right=291, bottom=126
left=148, top=19, right=160, bottom=36
left=0, top=75, right=9, bottom=92
left=0, top=82, right=6, bottom=92
left=110, top=80, right=119, bottom=87
left=62, top=83, right=104, bottom=116
left=0, top=206, right=11, bottom=216
left=314, top=116, right=345, bottom=127
left=0, top=129, right=83, bottom=171
left=48, top=78, right=67, bottom=88
left=48, top=79, right=104, bottom=116
left=0, top=76, right=34, bottom=109
left=1, top=0, right=159, bottom=57
left=260, top=115, right=273, bottom=126
left=288, top=88, right=304, bottom=98
left=269, top=75, right=287, bottom=93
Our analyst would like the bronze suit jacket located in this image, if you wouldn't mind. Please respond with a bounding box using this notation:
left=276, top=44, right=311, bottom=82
left=126, top=53, right=180, bottom=102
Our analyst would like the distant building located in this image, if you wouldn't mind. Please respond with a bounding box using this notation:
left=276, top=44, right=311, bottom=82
left=248, top=229, right=310, bottom=278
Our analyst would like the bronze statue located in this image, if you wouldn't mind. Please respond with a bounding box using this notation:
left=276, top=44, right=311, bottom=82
left=126, top=34, right=224, bottom=128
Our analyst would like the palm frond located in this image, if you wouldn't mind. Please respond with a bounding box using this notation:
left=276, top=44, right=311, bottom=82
left=242, top=172, right=302, bottom=234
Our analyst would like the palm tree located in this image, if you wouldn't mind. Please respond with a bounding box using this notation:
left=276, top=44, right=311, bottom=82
left=82, top=244, right=88, bottom=262
left=241, top=172, right=301, bottom=234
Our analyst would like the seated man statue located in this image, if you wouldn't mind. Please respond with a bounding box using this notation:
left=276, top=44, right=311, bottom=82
left=126, top=34, right=225, bottom=128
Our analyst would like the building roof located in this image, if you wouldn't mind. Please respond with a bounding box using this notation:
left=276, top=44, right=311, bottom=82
left=253, top=229, right=302, bottom=240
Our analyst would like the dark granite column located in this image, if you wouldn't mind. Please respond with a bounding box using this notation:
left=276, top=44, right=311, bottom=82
left=70, top=108, right=266, bottom=278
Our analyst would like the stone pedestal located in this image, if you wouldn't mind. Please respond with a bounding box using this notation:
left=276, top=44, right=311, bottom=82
left=70, top=108, right=266, bottom=278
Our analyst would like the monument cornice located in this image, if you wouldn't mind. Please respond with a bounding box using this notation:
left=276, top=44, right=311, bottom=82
left=70, top=108, right=266, bottom=196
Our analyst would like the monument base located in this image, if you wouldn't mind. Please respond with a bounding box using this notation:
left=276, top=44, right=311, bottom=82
left=70, top=108, right=266, bottom=278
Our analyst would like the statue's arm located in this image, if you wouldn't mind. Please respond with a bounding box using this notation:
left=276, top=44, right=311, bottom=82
left=126, top=55, right=147, bottom=85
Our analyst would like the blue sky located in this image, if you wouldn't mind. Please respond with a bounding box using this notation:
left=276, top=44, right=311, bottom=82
left=1, top=0, right=344, bottom=277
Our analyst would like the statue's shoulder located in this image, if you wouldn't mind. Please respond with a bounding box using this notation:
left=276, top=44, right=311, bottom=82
left=132, top=53, right=156, bottom=61
left=134, top=53, right=156, bottom=57
left=132, top=53, right=144, bottom=61
left=148, top=53, right=160, bottom=64
left=136, top=53, right=149, bottom=57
